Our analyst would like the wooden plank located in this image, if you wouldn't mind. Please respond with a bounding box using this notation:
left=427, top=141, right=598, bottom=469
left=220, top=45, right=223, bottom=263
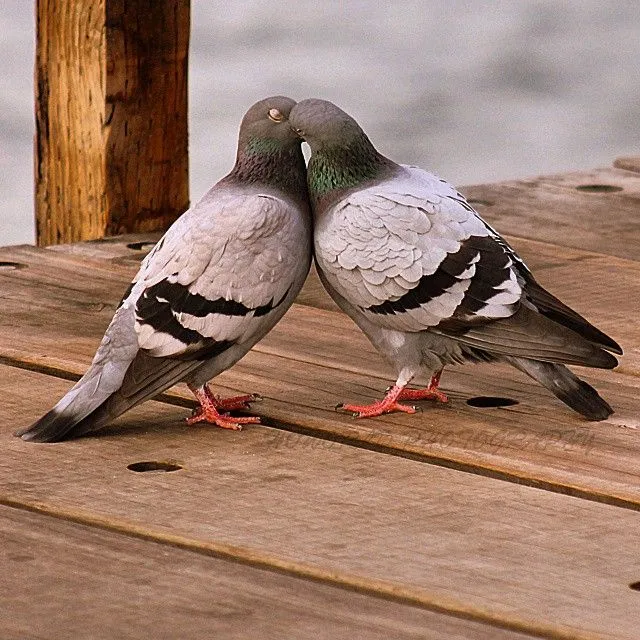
left=2, top=506, right=519, bottom=640
left=462, top=166, right=640, bottom=261
left=1, top=243, right=640, bottom=509
left=35, top=0, right=189, bottom=246
left=614, top=156, right=640, bottom=174
left=2, top=366, right=640, bottom=639
left=38, top=158, right=640, bottom=259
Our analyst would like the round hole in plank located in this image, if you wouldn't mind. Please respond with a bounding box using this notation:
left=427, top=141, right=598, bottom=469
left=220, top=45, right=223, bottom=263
left=467, top=199, right=494, bottom=207
left=466, top=396, right=519, bottom=408
left=630, top=582, right=640, bottom=591
left=127, top=461, right=183, bottom=473
left=575, top=184, right=623, bottom=193
left=0, top=261, right=27, bottom=271
left=126, top=242, right=156, bottom=251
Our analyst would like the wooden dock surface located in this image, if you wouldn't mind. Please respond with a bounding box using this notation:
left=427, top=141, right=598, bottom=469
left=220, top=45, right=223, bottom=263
left=1, top=161, right=639, bottom=639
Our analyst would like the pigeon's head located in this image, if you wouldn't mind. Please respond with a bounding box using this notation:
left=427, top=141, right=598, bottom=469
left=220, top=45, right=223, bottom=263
left=289, top=99, right=368, bottom=152
left=238, top=96, right=300, bottom=150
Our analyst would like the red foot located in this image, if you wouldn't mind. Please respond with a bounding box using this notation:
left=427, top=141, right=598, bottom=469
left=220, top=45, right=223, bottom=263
left=213, top=393, right=262, bottom=412
left=398, top=370, right=448, bottom=404
left=187, top=384, right=261, bottom=430
left=337, top=385, right=418, bottom=419
left=195, top=384, right=261, bottom=411
left=186, top=407, right=260, bottom=430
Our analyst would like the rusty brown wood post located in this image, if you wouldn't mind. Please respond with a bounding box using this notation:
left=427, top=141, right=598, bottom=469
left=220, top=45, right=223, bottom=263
left=34, top=0, right=190, bottom=246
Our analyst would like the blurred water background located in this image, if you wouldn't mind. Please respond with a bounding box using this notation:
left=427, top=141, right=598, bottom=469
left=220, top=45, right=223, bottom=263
left=1, top=1, right=639, bottom=245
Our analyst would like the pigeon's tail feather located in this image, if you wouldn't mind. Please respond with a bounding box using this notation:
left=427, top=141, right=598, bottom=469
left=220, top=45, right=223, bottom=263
left=506, top=357, right=613, bottom=421
left=16, top=364, right=127, bottom=442
left=17, top=353, right=200, bottom=442
left=524, top=278, right=623, bottom=355
left=65, top=354, right=199, bottom=439
left=17, top=302, right=200, bottom=443
left=16, top=304, right=141, bottom=442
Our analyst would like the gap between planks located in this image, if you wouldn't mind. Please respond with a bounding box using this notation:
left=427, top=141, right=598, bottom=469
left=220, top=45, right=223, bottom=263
left=0, top=506, right=535, bottom=640
left=3, top=352, right=640, bottom=515
left=0, top=498, right=600, bottom=640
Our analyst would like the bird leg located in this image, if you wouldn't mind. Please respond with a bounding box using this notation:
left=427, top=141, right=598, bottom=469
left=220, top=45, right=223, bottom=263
left=337, top=385, right=418, bottom=419
left=187, top=384, right=261, bottom=430
left=397, top=369, right=449, bottom=404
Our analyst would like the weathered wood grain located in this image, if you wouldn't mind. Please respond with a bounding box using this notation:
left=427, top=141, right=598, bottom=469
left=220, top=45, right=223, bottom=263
left=2, top=365, right=640, bottom=640
left=462, top=166, right=640, bottom=261
left=3, top=506, right=520, bottom=640
left=35, top=0, right=189, bottom=246
left=0, top=243, right=639, bottom=509
left=35, top=0, right=105, bottom=245
left=104, top=0, right=190, bottom=237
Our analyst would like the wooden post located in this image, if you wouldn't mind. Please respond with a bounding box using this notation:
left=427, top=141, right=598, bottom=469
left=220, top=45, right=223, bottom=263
left=35, top=0, right=190, bottom=246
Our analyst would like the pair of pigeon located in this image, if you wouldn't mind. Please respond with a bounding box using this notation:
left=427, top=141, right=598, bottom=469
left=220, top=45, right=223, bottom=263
left=18, top=96, right=621, bottom=442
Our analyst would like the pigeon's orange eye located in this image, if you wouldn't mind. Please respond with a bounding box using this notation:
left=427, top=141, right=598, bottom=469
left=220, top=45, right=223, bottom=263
left=268, top=108, right=285, bottom=122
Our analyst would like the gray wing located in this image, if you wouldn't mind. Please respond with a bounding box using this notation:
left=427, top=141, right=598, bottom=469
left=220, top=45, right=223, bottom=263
left=315, top=167, right=521, bottom=330
left=316, top=165, right=619, bottom=368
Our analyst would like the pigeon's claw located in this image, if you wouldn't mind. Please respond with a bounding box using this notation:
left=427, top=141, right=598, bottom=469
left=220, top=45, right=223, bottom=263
left=213, top=393, right=262, bottom=411
left=188, top=384, right=260, bottom=430
left=336, top=385, right=418, bottom=419
left=186, top=406, right=260, bottom=430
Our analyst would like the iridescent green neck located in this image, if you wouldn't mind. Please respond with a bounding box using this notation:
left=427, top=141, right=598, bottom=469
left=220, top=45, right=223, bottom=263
left=228, top=137, right=308, bottom=202
left=245, top=136, right=285, bottom=155
left=306, top=139, right=389, bottom=204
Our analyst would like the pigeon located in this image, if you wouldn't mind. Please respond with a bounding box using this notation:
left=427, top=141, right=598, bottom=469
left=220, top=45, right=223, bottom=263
left=18, top=96, right=312, bottom=442
left=289, top=98, right=621, bottom=421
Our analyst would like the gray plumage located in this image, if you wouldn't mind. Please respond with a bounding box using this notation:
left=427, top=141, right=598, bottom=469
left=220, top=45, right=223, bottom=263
left=289, top=98, right=621, bottom=421
left=18, top=96, right=311, bottom=442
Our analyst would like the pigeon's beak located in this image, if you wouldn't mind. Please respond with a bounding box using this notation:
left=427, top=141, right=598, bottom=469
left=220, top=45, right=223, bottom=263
left=290, top=124, right=305, bottom=140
